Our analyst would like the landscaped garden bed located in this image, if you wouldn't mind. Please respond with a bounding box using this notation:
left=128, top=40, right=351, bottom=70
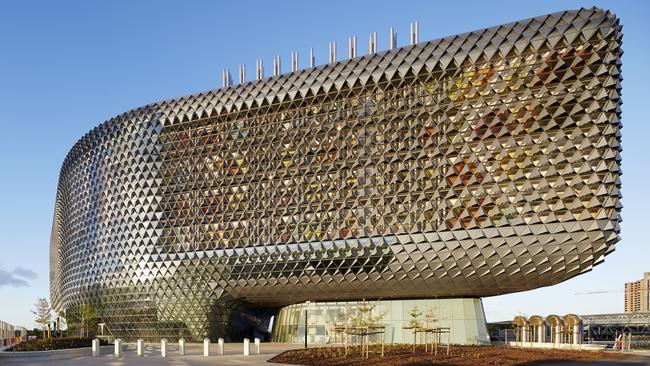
left=8, top=338, right=108, bottom=352
left=269, top=344, right=634, bottom=366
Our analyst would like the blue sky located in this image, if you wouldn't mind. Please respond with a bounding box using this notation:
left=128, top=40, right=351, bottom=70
left=0, top=0, right=648, bottom=328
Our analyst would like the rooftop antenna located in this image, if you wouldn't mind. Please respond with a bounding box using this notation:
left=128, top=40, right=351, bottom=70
left=368, top=32, right=377, bottom=54
left=389, top=27, right=397, bottom=49
left=410, top=21, right=419, bottom=45
left=328, top=41, right=337, bottom=63
left=273, top=55, right=281, bottom=76
left=309, top=48, right=315, bottom=67
left=222, top=69, right=231, bottom=87
left=291, top=51, right=299, bottom=72
left=348, top=36, right=357, bottom=58
left=256, top=59, right=264, bottom=80
left=239, top=64, right=246, bottom=84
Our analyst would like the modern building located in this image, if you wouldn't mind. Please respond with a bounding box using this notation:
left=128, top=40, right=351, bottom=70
left=0, top=321, right=27, bottom=349
left=50, top=8, right=622, bottom=344
left=625, top=273, right=650, bottom=313
left=489, top=312, right=650, bottom=343
left=582, top=312, right=650, bottom=341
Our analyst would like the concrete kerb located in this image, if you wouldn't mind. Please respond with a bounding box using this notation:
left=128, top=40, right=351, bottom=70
left=0, top=346, right=114, bottom=359
left=0, top=342, right=303, bottom=362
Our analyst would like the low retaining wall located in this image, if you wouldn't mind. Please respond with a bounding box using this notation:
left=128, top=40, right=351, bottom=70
left=504, top=341, right=607, bottom=351
left=0, top=345, right=113, bottom=359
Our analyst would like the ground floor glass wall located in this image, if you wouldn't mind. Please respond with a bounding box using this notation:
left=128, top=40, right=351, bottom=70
left=271, top=298, right=489, bottom=345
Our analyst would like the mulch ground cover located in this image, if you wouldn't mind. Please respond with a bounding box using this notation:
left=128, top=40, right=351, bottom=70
left=269, top=344, right=634, bottom=365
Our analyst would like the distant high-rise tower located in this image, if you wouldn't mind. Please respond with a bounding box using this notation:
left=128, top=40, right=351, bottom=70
left=625, top=273, right=650, bottom=312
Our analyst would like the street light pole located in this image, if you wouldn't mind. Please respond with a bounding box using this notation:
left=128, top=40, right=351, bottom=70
left=304, top=301, right=310, bottom=349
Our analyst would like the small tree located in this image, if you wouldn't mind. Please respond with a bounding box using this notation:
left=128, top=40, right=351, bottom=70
left=407, top=305, right=423, bottom=329
left=350, top=299, right=386, bottom=328
left=64, top=303, right=97, bottom=338
left=424, top=305, right=439, bottom=328
left=31, top=298, right=51, bottom=338
left=78, top=303, right=97, bottom=338
left=65, top=309, right=80, bottom=337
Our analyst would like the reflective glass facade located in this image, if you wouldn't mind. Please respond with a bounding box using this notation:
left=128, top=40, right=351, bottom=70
left=50, top=8, right=622, bottom=341
left=272, top=299, right=488, bottom=345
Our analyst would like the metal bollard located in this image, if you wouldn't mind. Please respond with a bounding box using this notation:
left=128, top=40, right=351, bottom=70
left=218, top=338, right=224, bottom=355
left=161, top=338, right=168, bottom=357
left=178, top=338, right=185, bottom=356
left=254, top=338, right=260, bottom=354
left=203, top=338, right=210, bottom=356
left=137, top=338, right=144, bottom=356
left=243, top=338, right=250, bottom=356
left=114, top=339, right=122, bottom=357
left=92, top=338, right=100, bottom=357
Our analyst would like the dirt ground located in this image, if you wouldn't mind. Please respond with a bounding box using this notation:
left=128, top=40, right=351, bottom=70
left=268, top=344, right=636, bottom=366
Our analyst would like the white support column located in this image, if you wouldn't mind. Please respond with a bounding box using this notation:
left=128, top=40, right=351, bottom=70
left=389, top=27, right=396, bottom=49
left=92, top=338, right=100, bottom=357
left=522, top=325, right=528, bottom=343
left=218, top=338, right=224, bottom=355
left=203, top=338, right=210, bottom=356
left=243, top=338, right=250, bottom=356
left=137, top=338, right=144, bottom=356
left=160, top=338, right=167, bottom=357
left=309, top=48, right=315, bottom=67
left=573, top=325, right=580, bottom=345
left=254, top=338, right=260, bottom=354
left=554, top=325, right=561, bottom=346
left=178, top=338, right=185, bottom=356
left=114, top=339, right=122, bottom=357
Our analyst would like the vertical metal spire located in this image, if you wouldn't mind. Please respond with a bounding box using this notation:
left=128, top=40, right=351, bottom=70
left=368, top=32, right=377, bottom=54
left=410, top=21, right=419, bottom=45
left=389, top=27, right=397, bottom=50
left=291, top=51, right=299, bottom=72
left=222, top=69, right=231, bottom=87
left=328, top=41, right=337, bottom=63
left=348, top=36, right=357, bottom=58
left=309, top=48, right=315, bottom=68
left=273, top=55, right=281, bottom=76
left=239, top=64, right=246, bottom=84
left=256, top=59, right=264, bottom=80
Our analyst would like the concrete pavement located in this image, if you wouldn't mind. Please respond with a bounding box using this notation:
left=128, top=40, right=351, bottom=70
left=4, top=343, right=648, bottom=365
left=0, top=342, right=303, bottom=365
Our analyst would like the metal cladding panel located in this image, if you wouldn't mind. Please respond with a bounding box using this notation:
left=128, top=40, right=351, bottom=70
left=50, top=8, right=622, bottom=340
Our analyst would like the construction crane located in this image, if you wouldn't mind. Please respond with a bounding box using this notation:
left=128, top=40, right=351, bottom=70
left=574, top=290, right=623, bottom=295
left=574, top=288, right=650, bottom=295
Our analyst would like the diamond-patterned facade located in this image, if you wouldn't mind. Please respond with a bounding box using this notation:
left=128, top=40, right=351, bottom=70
left=50, top=8, right=622, bottom=341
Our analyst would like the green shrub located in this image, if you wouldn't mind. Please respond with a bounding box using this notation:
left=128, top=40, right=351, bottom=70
left=10, top=338, right=108, bottom=351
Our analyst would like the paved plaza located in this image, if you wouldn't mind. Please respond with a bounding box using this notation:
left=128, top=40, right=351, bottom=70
left=2, top=343, right=650, bottom=366
left=0, top=342, right=303, bottom=365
